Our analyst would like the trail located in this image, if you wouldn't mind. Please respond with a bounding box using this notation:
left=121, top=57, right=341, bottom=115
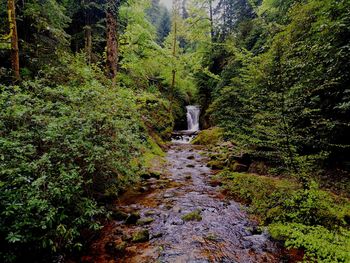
left=80, top=143, right=288, bottom=263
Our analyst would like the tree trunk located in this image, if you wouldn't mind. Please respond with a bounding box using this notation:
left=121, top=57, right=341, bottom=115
left=84, top=25, right=92, bottom=64
left=8, top=0, right=20, bottom=81
left=106, top=2, right=119, bottom=80
left=209, top=0, right=214, bottom=41
left=171, top=0, right=180, bottom=100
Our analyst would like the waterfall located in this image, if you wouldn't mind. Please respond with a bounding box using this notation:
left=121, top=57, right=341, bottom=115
left=186, top=105, right=200, bottom=131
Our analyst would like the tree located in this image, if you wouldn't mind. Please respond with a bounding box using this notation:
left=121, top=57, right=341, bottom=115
left=106, top=0, right=120, bottom=79
left=0, top=0, right=19, bottom=80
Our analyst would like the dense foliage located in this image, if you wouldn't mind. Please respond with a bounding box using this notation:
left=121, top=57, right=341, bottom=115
left=1, top=0, right=350, bottom=262
left=201, top=0, right=350, bottom=175
left=0, top=55, right=147, bottom=261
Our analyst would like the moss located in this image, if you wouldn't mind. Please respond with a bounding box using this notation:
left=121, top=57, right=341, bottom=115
left=132, top=229, right=150, bottom=243
left=182, top=209, right=202, bottom=222
left=136, top=91, right=174, bottom=140
left=207, top=160, right=225, bottom=170
left=192, top=127, right=223, bottom=146
left=136, top=217, right=155, bottom=225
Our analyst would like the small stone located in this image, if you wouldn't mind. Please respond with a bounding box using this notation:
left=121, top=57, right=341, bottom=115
left=187, top=155, right=195, bottom=160
left=132, top=229, right=150, bottom=243
left=171, top=218, right=184, bottom=225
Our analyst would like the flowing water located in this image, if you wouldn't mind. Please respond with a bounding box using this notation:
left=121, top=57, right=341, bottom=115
left=172, top=106, right=201, bottom=144
left=186, top=105, right=200, bottom=132
left=80, top=142, right=293, bottom=262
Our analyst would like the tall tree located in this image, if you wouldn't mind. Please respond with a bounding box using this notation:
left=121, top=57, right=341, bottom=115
left=7, top=0, right=19, bottom=80
left=171, top=0, right=181, bottom=97
left=106, top=0, right=120, bottom=79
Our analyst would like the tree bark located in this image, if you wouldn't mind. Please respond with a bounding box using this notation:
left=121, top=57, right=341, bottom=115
left=106, top=1, right=119, bottom=80
left=8, top=0, right=20, bottom=81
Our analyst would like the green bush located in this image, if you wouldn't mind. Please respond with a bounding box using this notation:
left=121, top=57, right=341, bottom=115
left=270, top=223, right=350, bottom=262
left=0, top=55, right=144, bottom=262
left=220, top=172, right=350, bottom=261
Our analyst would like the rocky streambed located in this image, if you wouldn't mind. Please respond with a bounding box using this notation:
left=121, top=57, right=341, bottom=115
left=79, top=143, right=293, bottom=263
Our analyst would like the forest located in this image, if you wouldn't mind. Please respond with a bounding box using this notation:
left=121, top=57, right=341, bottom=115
left=0, top=0, right=350, bottom=262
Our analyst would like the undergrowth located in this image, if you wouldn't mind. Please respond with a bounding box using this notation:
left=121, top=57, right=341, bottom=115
left=219, top=172, right=350, bottom=262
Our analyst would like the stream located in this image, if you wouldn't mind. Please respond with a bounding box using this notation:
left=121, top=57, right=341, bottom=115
left=79, top=106, right=292, bottom=262
left=80, top=143, right=292, bottom=263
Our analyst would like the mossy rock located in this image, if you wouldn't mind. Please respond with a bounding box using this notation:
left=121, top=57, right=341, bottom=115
left=182, top=209, right=202, bottom=222
left=132, top=229, right=150, bottom=243
left=136, top=217, right=155, bottom=226
left=125, top=212, right=141, bottom=225
left=192, top=127, right=223, bottom=146
left=207, top=160, right=225, bottom=170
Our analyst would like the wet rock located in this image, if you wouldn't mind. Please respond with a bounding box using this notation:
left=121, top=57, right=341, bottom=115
left=137, top=217, right=154, bottom=226
left=181, top=209, right=202, bottom=222
left=132, top=229, right=150, bottom=243
left=163, top=193, right=173, bottom=198
left=205, top=233, right=219, bottom=241
left=125, top=212, right=141, bottom=225
left=144, top=210, right=157, bottom=216
left=171, top=218, right=184, bottom=225
left=207, top=160, right=224, bottom=170
left=111, top=210, right=128, bottom=221
left=152, top=232, right=163, bottom=239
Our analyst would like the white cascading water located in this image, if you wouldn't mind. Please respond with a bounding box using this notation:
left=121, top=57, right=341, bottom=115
left=186, top=105, right=200, bottom=131
left=171, top=105, right=201, bottom=144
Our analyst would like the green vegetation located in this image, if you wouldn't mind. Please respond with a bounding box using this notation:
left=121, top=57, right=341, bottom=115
left=192, top=127, right=223, bottom=146
left=219, top=172, right=350, bottom=261
left=1, top=0, right=350, bottom=262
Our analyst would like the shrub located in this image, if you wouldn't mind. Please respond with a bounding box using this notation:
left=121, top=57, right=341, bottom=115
left=0, top=55, right=144, bottom=262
